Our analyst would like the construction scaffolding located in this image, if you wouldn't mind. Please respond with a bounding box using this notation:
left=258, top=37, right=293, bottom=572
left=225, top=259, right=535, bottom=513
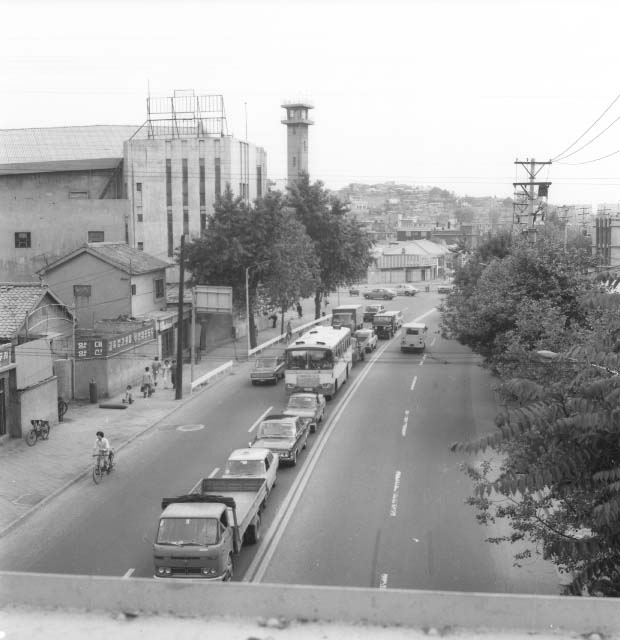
left=144, top=90, right=228, bottom=139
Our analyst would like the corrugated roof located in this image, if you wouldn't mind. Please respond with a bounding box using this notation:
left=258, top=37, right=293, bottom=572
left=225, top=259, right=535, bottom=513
left=381, top=240, right=451, bottom=257
left=0, top=283, right=58, bottom=339
left=42, top=243, right=170, bottom=276
left=0, top=125, right=145, bottom=169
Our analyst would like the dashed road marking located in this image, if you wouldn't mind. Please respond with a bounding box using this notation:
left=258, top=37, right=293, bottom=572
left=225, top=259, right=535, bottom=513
left=390, top=470, right=401, bottom=517
left=249, top=407, right=273, bottom=432
left=176, top=424, right=205, bottom=432
left=410, top=375, right=417, bottom=392
left=402, top=410, right=409, bottom=437
left=420, top=354, right=427, bottom=366
left=123, top=568, right=135, bottom=579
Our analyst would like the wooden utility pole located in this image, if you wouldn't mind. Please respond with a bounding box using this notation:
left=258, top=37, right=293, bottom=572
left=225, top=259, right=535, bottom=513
left=175, top=235, right=185, bottom=400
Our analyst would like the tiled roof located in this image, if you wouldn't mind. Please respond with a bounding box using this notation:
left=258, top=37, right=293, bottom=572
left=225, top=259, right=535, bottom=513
left=0, top=125, right=145, bottom=168
left=0, top=283, right=54, bottom=340
left=42, top=243, right=170, bottom=276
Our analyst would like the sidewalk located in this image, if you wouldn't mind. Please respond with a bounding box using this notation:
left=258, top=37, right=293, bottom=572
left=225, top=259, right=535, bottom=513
left=0, top=307, right=315, bottom=538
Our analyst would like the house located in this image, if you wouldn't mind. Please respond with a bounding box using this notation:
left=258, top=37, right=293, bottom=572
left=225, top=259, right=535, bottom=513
left=0, top=282, right=75, bottom=439
left=38, top=243, right=183, bottom=400
left=367, top=241, right=453, bottom=284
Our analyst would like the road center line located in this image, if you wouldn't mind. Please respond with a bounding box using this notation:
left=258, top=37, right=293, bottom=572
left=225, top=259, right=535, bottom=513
left=410, top=375, right=417, bottom=392
left=420, top=353, right=427, bottom=366
left=123, top=568, right=134, bottom=579
left=248, top=406, right=273, bottom=432
left=390, top=470, right=401, bottom=517
left=402, top=410, right=409, bottom=437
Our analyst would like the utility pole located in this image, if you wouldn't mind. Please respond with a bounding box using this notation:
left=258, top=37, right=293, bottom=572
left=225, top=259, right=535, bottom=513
left=175, top=235, right=185, bottom=400
left=513, top=158, right=552, bottom=238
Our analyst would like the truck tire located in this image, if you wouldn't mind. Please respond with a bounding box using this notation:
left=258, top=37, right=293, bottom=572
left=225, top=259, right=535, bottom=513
left=290, top=449, right=298, bottom=466
left=224, top=554, right=234, bottom=581
left=245, top=515, right=261, bottom=545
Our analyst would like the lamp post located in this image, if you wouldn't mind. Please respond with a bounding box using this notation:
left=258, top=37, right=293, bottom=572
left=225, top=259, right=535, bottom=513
left=245, top=261, right=270, bottom=354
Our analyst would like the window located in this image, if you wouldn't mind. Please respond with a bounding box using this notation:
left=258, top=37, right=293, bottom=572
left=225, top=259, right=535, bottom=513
left=73, top=284, right=91, bottom=298
left=166, top=159, right=172, bottom=207
left=256, top=165, right=262, bottom=198
left=215, top=157, right=221, bottom=197
left=154, top=278, right=165, bottom=299
left=137, top=242, right=144, bottom=251
left=15, top=232, right=31, bottom=248
left=292, top=156, right=297, bottom=168
left=136, top=182, right=142, bottom=192
left=88, top=231, right=104, bottom=243
left=131, top=284, right=137, bottom=295
left=69, top=191, right=89, bottom=199
left=137, top=213, right=143, bottom=222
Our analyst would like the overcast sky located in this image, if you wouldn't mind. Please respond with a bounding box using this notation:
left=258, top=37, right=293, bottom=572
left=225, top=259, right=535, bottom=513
left=3, top=0, right=620, bottom=207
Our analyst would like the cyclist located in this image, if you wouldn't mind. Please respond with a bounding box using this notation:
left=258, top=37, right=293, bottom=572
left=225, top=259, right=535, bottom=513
left=93, top=430, right=113, bottom=473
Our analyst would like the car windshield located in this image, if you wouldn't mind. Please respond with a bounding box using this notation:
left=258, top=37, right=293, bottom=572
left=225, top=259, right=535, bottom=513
left=157, top=517, right=218, bottom=546
left=259, top=421, right=295, bottom=438
left=224, top=459, right=264, bottom=476
left=287, top=396, right=315, bottom=409
left=365, top=306, right=379, bottom=312
left=355, top=331, right=370, bottom=339
left=255, top=358, right=276, bottom=368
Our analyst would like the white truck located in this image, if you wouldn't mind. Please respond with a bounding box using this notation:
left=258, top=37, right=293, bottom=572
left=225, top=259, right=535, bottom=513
left=153, top=477, right=268, bottom=581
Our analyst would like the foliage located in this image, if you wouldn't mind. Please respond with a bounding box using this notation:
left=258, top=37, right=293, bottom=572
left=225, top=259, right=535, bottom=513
left=286, top=173, right=375, bottom=318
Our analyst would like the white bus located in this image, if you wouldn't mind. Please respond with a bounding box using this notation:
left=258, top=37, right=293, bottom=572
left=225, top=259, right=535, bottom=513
left=284, top=325, right=353, bottom=399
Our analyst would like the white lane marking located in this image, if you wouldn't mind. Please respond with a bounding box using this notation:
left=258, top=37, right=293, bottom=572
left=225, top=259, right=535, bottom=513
left=420, top=353, right=427, bottom=366
left=402, top=410, right=409, bottom=437
left=176, top=424, right=205, bottom=432
left=248, top=406, right=273, bottom=432
left=123, top=568, right=135, bottom=579
left=379, top=573, right=388, bottom=589
left=431, top=336, right=437, bottom=346
left=410, top=375, right=417, bottom=392
left=208, top=467, right=219, bottom=478
left=390, top=470, right=401, bottom=517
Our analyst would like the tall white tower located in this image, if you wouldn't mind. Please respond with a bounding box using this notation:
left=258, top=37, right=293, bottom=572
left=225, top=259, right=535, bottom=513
left=281, top=100, right=314, bottom=186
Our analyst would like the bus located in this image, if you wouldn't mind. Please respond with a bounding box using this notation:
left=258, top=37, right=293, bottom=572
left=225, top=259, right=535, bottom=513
left=284, top=325, right=353, bottom=399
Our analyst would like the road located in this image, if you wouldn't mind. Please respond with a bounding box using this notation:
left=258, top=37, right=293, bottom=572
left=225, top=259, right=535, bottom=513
left=0, top=292, right=558, bottom=593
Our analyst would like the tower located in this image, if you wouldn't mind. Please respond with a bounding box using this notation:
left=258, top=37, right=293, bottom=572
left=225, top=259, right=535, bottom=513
left=281, top=100, right=314, bottom=186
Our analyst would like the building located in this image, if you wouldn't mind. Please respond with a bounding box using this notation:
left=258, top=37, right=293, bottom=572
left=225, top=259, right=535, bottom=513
left=124, top=92, right=267, bottom=268
left=0, top=125, right=139, bottom=281
left=281, top=100, right=313, bottom=186
left=0, top=282, right=75, bottom=438
left=367, top=241, right=453, bottom=284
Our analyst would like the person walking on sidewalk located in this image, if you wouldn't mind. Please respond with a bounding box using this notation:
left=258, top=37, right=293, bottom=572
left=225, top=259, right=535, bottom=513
left=296, top=302, right=303, bottom=318
left=151, top=356, right=161, bottom=387
left=161, top=359, right=171, bottom=389
left=141, top=367, right=154, bottom=397
left=286, top=320, right=293, bottom=343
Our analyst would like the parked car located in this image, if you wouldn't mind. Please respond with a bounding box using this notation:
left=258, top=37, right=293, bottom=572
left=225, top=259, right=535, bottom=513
left=364, top=288, right=396, bottom=300
left=437, top=284, right=455, bottom=294
left=363, top=304, right=386, bottom=322
left=353, top=328, right=378, bottom=353
left=282, top=392, right=326, bottom=433
left=222, top=447, right=279, bottom=494
left=349, top=286, right=361, bottom=296
left=250, top=355, right=286, bottom=385
left=251, top=414, right=310, bottom=466
left=392, top=283, right=419, bottom=296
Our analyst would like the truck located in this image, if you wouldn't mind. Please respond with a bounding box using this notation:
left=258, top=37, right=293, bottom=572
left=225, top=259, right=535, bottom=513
left=331, top=304, right=363, bottom=331
left=372, top=310, right=402, bottom=339
left=153, top=477, right=268, bottom=581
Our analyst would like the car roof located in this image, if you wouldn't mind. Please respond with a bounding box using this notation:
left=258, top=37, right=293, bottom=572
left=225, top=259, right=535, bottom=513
left=402, top=321, right=426, bottom=328
left=262, top=414, right=299, bottom=422
left=289, top=392, right=319, bottom=399
left=227, top=447, right=271, bottom=461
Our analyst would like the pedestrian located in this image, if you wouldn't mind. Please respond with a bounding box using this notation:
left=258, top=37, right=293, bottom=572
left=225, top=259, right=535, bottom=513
left=296, top=302, right=302, bottom=318
left=151, top=356, right=161, bottom=386
left=170, top=359, right=177, bottom=390
left=141, top=366, right=154, bottom=398
left=286, top=320, right=293, bottom=343
left=161, top=359, right=171, bottom=389
left=269, top=312, right=278, bottom=328
left=324, top=297, right=329, bottom=309
left=122, top=385, right=133, bottom=404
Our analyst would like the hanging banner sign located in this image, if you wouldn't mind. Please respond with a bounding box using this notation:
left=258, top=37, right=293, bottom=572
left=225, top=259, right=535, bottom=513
left=75, top=323, right=155, bottom=359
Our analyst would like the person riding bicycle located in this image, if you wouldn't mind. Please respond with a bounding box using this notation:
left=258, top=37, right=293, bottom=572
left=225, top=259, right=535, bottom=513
left=93, top=430, right=113, bottom=473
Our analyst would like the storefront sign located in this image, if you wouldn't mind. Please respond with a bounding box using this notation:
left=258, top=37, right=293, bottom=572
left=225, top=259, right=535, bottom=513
left=75, top=324, right=155, bottom=359
left=0, top=344, right=12, bottom=368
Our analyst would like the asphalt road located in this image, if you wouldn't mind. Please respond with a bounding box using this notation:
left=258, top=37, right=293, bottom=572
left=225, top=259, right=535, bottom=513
left=0, top=292, right=559, bottom=593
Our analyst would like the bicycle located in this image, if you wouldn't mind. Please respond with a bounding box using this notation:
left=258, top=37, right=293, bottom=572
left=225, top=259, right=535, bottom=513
left=26, top=419, right=50, bottom=446
left=58, top=397, right=69, bottom=422
left=92, top=450, right=115, bottom=484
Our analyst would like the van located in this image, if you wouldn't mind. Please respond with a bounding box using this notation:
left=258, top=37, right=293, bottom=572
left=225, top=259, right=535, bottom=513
left=400, top=321, right=427, bottom=352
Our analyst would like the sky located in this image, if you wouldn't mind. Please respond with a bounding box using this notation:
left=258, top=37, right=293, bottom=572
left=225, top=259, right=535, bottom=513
left=3, top=0, right=620, bottom=207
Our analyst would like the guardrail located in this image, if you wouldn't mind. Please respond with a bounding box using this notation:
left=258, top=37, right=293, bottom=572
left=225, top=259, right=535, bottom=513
left=248, top=315, right=332, bottom=358
left=190, top=360, right=234, bottom=390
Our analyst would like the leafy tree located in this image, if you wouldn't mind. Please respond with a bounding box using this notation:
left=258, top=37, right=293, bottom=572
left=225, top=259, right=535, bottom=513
left=286, top=173, right=375, bottom=318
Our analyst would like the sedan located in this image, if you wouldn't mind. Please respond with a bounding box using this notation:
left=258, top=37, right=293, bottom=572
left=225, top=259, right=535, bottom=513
left=348, top=286, right=361, bottom=296
left=364, top=288, right=396, bottom=300
left=222, top=447, right=278, bottom=494
left=437, top=284, right=455, bottom=294
left=282, top=392, right=326, bottom=433
left=252, top=414, right=310, bottom=466
left=353, top=328, right=378, bottom=353
left=250, top=355, right=286, bottom=385
left=392, top=283, right=419, bottom=296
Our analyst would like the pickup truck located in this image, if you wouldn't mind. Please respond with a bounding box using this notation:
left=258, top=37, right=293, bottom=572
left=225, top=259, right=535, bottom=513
left=153, top=477, right=268, bottom=581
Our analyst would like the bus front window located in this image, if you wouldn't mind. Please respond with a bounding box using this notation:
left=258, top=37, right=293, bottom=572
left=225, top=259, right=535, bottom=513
left=309, top=349, right=333, bottom=369
left=287, top=350, right=307, bottom=370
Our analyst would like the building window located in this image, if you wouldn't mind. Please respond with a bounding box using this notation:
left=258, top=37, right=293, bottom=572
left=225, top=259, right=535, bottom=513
left=154, top=278, right=165, bottom=299
left=183, top=208, right=189, bottom=235
left=69, top=191, right=89, bottom=199
left=136, top=182, right=142, bottom=192
left=15, top=232, right=31, bottom=248
left=200, top=212, right=207, bottom=235
left=199, top=157, right=206, bottom=207
left=137, top=213, right=144, bottom=222
left=166, top=159, right=172, bottom=207
left=73, top=284, right=91, bottom=298
left=167, top=211, right=173, bottom=257
left=182, top=158, right=188, bottom=208
left=88, top=231, right=104, bottom=243
left=215, top=157, right=221, bottom=197
left=292, top=156, right=296, bottom=168
left=137, top=242, right=144, bottom=251
left=256, top=165, right=262, bottom=198
left=131, top=284, right=137, bottom=295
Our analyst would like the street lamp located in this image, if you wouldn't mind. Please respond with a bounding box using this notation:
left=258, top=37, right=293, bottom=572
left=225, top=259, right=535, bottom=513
left=245, top=261, right=270, bottom=354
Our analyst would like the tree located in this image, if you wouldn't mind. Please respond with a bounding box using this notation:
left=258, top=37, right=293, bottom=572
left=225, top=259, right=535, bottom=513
left=286, top=173, right=375, bottom=318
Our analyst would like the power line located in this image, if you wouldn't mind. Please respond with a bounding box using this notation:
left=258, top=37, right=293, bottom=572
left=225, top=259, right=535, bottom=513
left=552, top=113, right=620, bottom=163
left=555, top=147, right=620, bottom=166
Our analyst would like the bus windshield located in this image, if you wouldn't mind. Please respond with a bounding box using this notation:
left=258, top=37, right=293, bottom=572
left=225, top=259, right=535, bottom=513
left=286, top=348, right=333, bottom=370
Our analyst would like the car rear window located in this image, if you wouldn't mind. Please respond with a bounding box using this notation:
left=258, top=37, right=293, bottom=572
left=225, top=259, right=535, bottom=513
left=406, top=328, right=419, bottom=335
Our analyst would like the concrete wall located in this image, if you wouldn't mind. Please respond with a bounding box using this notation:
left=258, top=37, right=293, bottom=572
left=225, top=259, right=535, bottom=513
left=0, top=199, right=129, bottom=281
left=15, top=339, right=54, bottom=390
left=18, top=376, right=58, bottom=433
